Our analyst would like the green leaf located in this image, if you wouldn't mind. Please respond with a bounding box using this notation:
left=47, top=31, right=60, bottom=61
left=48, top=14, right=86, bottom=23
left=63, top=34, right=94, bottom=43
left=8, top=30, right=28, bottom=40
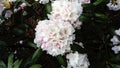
left=23, top=11, right=28, bottom=16
left=93, top=0, right=104, bottom=6
left=106, top=64, right=111, bottom=68
left=56, top=55, right=67, bottom=67
left=7, top=54, right=14, bottom=68
left=111, top=64, right=120, bottom=68
left=109, top=54, right=120, bottom=64
left=13, top=28, right=24, bottom=35
left=27, top=42, right=37, bottom=49
left=45, top=3, right=52, bottom=14
left=0, top=61, right=6, bottom=68
left=29, top=64, right=42, bottom=68
left=13, top=60, right=22, bottom=68
left=31, top=48, right=42, bottom=63
left=95, top=13, right=108, bottom=20
left=80, top=13, right=93, bottom=22
left=83, top=4, right=95, bottom=10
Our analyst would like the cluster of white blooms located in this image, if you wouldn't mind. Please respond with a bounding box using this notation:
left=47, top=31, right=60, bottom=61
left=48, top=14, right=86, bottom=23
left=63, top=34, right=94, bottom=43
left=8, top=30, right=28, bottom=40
left=107, top=0, right=120, bottom=11
left=34, top=0, right=84, bottom=56
left=34, top=20, right=75, bottom=56
left=66, top=51, right=90, bottom=68
left=48, top=0, right=83, bottom=28
left=111, top=28, right=120, bottom=54
left=34, top=0, right=90, bottom=67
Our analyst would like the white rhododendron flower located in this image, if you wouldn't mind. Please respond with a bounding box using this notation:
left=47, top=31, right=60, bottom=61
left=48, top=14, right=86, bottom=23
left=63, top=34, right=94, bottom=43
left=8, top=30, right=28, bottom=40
left=34, top=20, right=75, bottom=56
left=107, top=0, right=120, bottom=11
left=48, top=0, right=83, bottom=24
left=110, top=35, right=120, bottom=45
left=111, top=28, right=120, bottom=54
left=66, top=51, right=90, bottom=68
left=115, top=28, right=120, bottom=36
left=112, top=46, right=120, bottom=54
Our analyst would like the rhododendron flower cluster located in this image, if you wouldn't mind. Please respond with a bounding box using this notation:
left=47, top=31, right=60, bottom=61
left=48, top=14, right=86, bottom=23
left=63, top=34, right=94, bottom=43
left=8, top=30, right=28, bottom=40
left=66, top=51, right=90, bottom=68
left=34, top=20, right=75, bottom=56
left=34, top=0, right=90, bottom=67
left=48, top=0, right=82, bottom=22
left=34, top=0, right=83, bottom=56
left=111, top=28, right=120, bottom=54
left=48, top=0, right=83, bottom=28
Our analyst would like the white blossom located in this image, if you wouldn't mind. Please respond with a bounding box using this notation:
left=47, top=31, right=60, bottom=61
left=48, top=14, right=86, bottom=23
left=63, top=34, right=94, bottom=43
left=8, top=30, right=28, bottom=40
left=66, top=51, right=90, bottom=68
left=112, top=45, right=120, bottom=54
left=115, top=28, right=120, bottom=36
left=48, top=0, right=83, bottom=24
left=34, top=20, right=75, bottom=56
left=107, top=0, right=120, bottom=11
left=111, top=35, right=120, bottom=45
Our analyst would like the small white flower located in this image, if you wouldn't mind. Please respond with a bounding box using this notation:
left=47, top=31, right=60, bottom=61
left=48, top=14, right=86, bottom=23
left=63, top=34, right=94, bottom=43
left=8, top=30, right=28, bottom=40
left=111, top=35, right=120, bottom=45
left=14, top=50, right=17, bottom=54
left=112, top=46, right=120, bottom=54
left=19, top=40, right=23, bottom=44
left=115, top=28, right=120, bottom=36
left=107, top=0, right=120, bottom=11
left=66, top=51, right=90, bottom=68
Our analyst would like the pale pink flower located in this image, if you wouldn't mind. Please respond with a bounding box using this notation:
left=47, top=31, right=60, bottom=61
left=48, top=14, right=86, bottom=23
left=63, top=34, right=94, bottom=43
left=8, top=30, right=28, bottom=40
left=20, top=3, right=26, bottom=9
left=34, top=19, right=75, bottom=56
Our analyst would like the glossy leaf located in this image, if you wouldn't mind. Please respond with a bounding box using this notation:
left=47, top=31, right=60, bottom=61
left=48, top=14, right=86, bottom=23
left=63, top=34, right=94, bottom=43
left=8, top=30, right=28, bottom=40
left=93, top=0, right=104, bottom=6
left=56, top=55, right=67, bottom=67
left=0, top=61, right=6, bottom=68
left=32, top=48, right=42, bottom=63
left=8, top=54, right=14, bottom=68
left=95, top=13, right=108, bottom=20
left=45, top=3, right=52, bottom=14
left=13, top=60, right=22, bottom=68
left=29, top=64, right=42, bottom=68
